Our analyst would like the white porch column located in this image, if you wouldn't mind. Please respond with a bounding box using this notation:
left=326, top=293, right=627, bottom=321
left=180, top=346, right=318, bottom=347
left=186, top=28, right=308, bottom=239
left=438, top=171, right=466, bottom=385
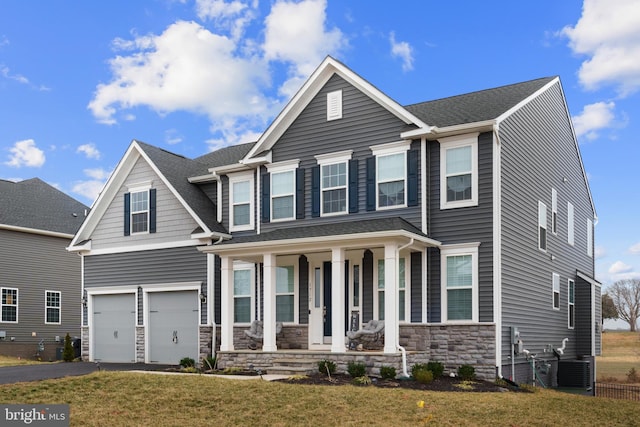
left=262, top=253, right=278, bottom=352
left=384, top=243, right=398, bottom=354
left=220, top=255, right=234, bottom=351
left=331, top=247, right=346, bottom=353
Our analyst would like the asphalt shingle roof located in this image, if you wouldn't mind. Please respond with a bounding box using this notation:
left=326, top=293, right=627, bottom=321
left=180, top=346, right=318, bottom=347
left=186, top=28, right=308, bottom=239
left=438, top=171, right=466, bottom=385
left=194, top=142, right=254, bottom=168
left=0, top=178, right=88, bottom=235
left=404, top=77, right=555, bottom=128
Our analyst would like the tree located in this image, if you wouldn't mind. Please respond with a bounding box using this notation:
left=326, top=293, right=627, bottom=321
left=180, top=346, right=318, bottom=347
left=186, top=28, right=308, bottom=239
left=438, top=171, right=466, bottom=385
left=63, top=333, right=75, bottom=362
left=608, top=279, right=640, bottom=332
left=602, top=293, right=618, bottom=322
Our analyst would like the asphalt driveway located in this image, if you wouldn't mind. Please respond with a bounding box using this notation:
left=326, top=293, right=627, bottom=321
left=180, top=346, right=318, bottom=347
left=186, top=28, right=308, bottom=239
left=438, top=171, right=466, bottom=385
left=0, top=362, right=176, bottom=385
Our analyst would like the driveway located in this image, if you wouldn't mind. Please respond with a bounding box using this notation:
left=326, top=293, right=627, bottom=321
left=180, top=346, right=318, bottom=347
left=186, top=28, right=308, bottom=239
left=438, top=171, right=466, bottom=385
left=0, top=362, right=176, bottom=385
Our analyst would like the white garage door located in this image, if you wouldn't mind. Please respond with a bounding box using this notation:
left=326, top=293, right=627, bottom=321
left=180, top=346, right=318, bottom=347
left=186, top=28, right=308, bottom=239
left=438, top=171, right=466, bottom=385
left=93, top=294, right=136, bottom=363
left=148, top=290, right=199, bottom=365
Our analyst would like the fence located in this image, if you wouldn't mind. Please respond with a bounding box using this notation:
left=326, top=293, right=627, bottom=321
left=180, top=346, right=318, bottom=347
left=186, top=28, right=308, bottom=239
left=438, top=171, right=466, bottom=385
left=595, top=382, right=640, bottom=401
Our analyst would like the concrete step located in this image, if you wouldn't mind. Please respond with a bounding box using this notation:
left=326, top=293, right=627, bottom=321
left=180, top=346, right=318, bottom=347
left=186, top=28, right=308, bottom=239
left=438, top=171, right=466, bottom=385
left=266, top=365, right=314, bottom=376
left=271, top=358, right=318, bottom=368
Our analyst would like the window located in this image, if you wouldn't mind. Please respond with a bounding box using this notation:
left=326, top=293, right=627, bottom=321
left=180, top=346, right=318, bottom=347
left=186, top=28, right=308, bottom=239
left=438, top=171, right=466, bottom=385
left=441, top=245, right=478, bottom=322
left=553, top=273, right=560, bottom=310
left=440, top=133, right=478, bottom=209
left=371, top=141, right=410, bottom=209
left=233, top=265, right=253, bottom=323
left=377, top=260, right=385, bottom=320
left=229, top=172, right=254, bottom=231
left=587, top=218, right=593, bottom=257
left=551, top=188, right=558, bottom=235
left=271, top=170, right=295, bottom=221
left=1, top=287, right=18, bottom=323
left=45, top=291, right=61, bottom=324
left=398, top=257, right=408, bottom=322
left=352, top=264, right=360, bottom=309
left=539, top=201, right=547, bottom=251
left=567, top=202, right=574, bottom=246
left=327, top=90, right=343, bottom=121
left=568, top=279, right=575, bottom=329
left=130, top=190, right=149, bottom=233
left=321, top=162, right=347, bottom=215
left=276, top=266, right=295, bottom=322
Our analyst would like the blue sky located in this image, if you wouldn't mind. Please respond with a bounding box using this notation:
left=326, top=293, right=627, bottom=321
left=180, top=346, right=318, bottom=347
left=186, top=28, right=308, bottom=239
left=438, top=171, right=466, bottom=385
left=1, top=0, right=638, bottom=290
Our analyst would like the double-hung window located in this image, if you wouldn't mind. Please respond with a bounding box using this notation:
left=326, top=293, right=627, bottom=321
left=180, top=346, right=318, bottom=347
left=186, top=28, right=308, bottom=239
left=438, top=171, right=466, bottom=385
left=371, top=141, right=410, bottom=209
left=375, top=256, right=409, bottom=321
left=553, top=273, right=560, bottom=310
left=568, top=279, right=575, bottom=329
left=267, top=160, right=299, bottom=221
left=276, top=265, right=295, bottom=323
left=316, top=150, right=352, bottom=216
left=440, top=133, right=478, bottom=209
left=45, top=291, right=61, bottom=324
left=441, top=244, right=479, bottom=322
left=1, top=287, right=18, bottom=323
left=539, top=201, right=547, bottom=251
left=233, top=263, right=254, bottom=324
left=567, top=202, right=574, bottom=246
left=551, top=189, right=558, bottom=235
left=130, top=190, right=149, bottom=234
left=229, top=171, right=254, bottom=231
left=124, top=182, right=155, bottom=236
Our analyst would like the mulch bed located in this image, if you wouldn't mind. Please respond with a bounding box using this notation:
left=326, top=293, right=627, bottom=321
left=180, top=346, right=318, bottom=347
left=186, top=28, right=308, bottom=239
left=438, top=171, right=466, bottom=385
left=274, top=373, right=517, bottom=392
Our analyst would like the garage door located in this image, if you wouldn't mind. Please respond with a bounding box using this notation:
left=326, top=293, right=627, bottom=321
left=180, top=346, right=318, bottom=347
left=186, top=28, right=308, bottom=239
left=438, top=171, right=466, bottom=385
left=93, top=294, right=135, bottom=363
left=148, top=290, right=199, bottom=365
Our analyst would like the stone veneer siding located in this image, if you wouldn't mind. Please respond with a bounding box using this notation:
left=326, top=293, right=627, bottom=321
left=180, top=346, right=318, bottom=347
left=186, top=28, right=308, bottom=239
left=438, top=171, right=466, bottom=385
left=135, top=326, right=145, bottom=363
left=233, top=325, right=309, bottom=350
left=81, top=326, right=89, bottom=361
left=199, top=325, right=214, bottom=363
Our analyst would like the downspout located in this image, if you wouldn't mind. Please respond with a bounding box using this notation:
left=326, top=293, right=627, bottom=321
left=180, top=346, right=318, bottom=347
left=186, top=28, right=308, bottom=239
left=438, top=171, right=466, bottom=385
left=396, top=238, right=414, bottom=378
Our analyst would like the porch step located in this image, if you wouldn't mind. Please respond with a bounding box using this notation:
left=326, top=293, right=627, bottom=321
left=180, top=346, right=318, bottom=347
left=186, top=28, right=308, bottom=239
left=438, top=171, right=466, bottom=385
left=267, top=358, right=318, bottom=375
left=265, top=365, right=314, bottom=376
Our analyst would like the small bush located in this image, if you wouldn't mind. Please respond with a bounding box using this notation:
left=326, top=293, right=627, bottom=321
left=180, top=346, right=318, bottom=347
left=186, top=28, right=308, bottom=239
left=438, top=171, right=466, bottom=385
left=627, top=367, right=640, bottom=383
left=457, top=364, right=476, bottom=380
left=427, top=361, right=444, bottom=378
left=414, top=369, right=434, bottom=384
left=181, top=366, right=198, bottom=373
left=352, top=375, right=372, bottom=386
left=379, top=366, right=396, bottom=380
left=222, top=366, right=242, bottom=374
left=62, top=333, right=75, bottom=362
left=318, top=359, right=336, bottom=376
left=347, top=361, right=366, bottom=378
left=179, top=357, right=196, bottom=368
left=411, top=363, right=430, bottom=379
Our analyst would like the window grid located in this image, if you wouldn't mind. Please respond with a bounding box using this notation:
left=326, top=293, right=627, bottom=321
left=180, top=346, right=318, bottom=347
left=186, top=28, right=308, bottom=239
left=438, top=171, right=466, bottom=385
left=231, top=177, right=253, bottom=230
left=1, top=287, right=18, bottom=323
left=233, top=269, right=253, bottom=324
left=130, top=190, right=149, bottom=234
left=553, top=273, right=560, bottom=310
left=446, top=255, right=473, bottom=321
left=276, top=266, right=295, bottom=323
left=321, top=162, right=347, bottom=215
left=45, top=291, right=61, bottom=324
left=568, top=279, right=575, bottom=329
left=445, top=145, right=472, bottom=203
left=539, top=201, right=547, bottom=251
left=271, top=170, right=295, bottom=221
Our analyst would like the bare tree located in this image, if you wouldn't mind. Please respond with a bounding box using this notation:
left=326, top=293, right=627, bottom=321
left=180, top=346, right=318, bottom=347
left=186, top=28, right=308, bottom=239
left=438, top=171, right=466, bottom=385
left=608, top=279, right=640, bottom=332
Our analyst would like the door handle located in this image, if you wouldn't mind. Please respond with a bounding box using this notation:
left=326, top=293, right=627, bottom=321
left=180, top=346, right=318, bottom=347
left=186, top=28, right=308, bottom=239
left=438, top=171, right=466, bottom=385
left=113, top=330, right=118, bottom=339
left=172, top=330, right=179, bottom=344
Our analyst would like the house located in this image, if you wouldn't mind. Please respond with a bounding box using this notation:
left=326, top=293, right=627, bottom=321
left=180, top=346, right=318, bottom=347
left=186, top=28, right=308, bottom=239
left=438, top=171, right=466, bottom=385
left=0, top=178, right=88, bottom=360
left=68, top=57, right=600, bottom=385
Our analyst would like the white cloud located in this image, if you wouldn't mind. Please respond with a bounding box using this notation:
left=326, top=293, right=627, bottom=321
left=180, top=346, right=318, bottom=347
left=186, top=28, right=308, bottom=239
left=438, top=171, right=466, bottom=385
left=0, top=65, right=29, bottom=85
left=263, top=0, right=346, bottom=97
left=609, top=260, right=633, bottom=275
left=72, top=168, right=112, bottom=202
left=561, top=0, right=640, bottom=95
left=572, top=101, right=615, bottom=140
left=629, top=242, right=640, bottom=255
left=5, top=139, right=45, bottom=168
left=195, top=0, right=256, bottom=40
left=0, top=36, right=8, bottom=47
left=205, top=127, right=261, bottom=152
left=389, top=32, right=414, bottom=72
left=88, top=20, right=273, bottom=135
left=83, top=168, right=111, bottom=180
left=76, top=143, right=101, bottom=159
left=595, top=245, right=607, bottom=259
left=165, top=129, right=184, bottom=145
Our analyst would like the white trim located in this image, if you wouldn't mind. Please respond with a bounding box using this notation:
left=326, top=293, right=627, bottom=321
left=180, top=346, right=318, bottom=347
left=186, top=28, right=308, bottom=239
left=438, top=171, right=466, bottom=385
left=567, top=202, right=575, bottom=246
left=44, top=290, right=62, bottom=325
left=440, top=244, right=479, bottom=324
left=551, top=188, right=558, bottom=235
left=439, top=133, right=479, bottom=210
left=129, top=189, right=150, bottom=235
left=375, top=146, right=408, bottom=210
left=228, top=170, right=255, bottom=232
left=270, top=168, right=296, bottom=222
left=492, top=128, right=503, bottom=375
left=1, top=224, right=75, bottom=240
left=265, top=159, right=300, bottom=173
left=421, top=137, right=427, bottom=234
left=232, top=261, right=255, bottom=325
left=77, top=239, right=206, bottom=256
left=275, top=256, right=299, bottom=324
left=370, top=140, right=411, bottom=157
left=126, top=180, right=152, bottom=193
left=538, top=201, right=547, bottom=252
left=327, top=89, right=343, bottom=121
left=315, top=150, right=353, bottom=164
left=568, top=279, right=575, bottom=330
left=0, top=287, right=18, bottom=323
left=319, top=159, right=349, bottom=217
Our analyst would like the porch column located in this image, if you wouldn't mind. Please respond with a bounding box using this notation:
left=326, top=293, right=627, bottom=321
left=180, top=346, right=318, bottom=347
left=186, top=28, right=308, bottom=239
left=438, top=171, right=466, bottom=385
left=262, top=253, right=278, bottom=352
left=220, top=255, right=234, bottom=351
left=331, top=247, right=346, bottom=353
left=384, top=243, right=398, bottom=354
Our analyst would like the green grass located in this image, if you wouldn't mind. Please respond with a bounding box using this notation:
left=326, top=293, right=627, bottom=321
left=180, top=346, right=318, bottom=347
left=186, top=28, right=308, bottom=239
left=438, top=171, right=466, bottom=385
left=1, top=371, right=640, bottom=426
left=0, top=355, right=54, bottom=367
left=597, top=331, right=640, bottom=382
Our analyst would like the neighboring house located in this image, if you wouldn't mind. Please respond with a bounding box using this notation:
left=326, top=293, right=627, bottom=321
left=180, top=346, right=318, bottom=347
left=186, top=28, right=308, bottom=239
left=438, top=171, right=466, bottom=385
left=0, top=178, right=87, bottom=360
left=68, top=57, right=599, bottom=385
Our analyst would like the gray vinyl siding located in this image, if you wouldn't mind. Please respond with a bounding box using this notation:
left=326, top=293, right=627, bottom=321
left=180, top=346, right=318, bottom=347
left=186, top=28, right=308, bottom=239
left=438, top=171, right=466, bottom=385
left=0, top=229, right=81, bottom=342
left=499, top=81, right=595, bottom=363
left=90, top=157, right=201, bottom=250
left=84, top=247, right=207, bottom=289
left=575, top=279, right=592, bottom=356
left=258, top=74, right=422, bottom=233
left=410, top=251, right=422, bottom=322
left=427, top=132, right=494, bottom=323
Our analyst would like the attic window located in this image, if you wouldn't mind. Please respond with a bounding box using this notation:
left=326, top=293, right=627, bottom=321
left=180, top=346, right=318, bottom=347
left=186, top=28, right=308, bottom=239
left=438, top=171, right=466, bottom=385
left=327, top=90, right=342, bottom=121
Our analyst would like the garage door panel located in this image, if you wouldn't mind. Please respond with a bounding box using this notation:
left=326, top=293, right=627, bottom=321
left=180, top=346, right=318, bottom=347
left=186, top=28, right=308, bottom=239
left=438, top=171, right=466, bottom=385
left=149, top=291, right=198, bottom=365
left=93, top=294, right=135, bottom=363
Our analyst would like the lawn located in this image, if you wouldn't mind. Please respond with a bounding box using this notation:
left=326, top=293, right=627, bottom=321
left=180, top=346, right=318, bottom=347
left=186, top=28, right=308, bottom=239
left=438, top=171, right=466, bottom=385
left=597, top=331, right=640, bottom=382
left=0, top=355, right=52, bottom=367
left=1, top=371, right=640, bottom=426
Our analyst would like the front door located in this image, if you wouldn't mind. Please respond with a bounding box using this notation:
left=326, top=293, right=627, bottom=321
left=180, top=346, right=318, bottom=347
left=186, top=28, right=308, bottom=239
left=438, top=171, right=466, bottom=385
left=309, top=261, right=332, bottom=347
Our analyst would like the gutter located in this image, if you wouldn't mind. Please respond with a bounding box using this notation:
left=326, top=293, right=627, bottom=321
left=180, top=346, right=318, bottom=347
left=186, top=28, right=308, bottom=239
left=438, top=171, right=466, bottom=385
left=400, top=120, right=495, bottom=140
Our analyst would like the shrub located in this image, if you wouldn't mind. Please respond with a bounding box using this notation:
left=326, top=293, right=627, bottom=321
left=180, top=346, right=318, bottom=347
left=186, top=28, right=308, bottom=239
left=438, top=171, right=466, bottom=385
left=411, top=363, right=430, bottom=379
left=179, top=357, right=196, bottom=368
left=181, top=366, right=198, bottom=373
left=202, top=355, right=217, bottom=371
left=352, top=375, right=372, bottom=386
left=427, top=361, right=444, bottom=378
left=318, top=359, right=336, bottom=376
left=62, top=333, right=75, bottom=362
left=457, top=364, right=476, bottom=380
left=347, top=361, right=366, bottom=378
left=414, top=369, right=434, bottom=384
left=627, top=367, right=640, bottom=383
left=380, top=366, right=397, bottom=380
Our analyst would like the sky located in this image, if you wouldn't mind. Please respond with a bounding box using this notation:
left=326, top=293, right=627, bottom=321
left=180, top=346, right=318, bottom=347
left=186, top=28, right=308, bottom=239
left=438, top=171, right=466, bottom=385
left=1, top=0, right=639, bottom=294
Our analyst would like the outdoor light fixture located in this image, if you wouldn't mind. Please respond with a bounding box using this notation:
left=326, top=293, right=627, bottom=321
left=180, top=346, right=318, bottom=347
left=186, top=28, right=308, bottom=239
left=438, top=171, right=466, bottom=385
left=81, top=290, right=88, bottom=306
left=199, top=292, right=207, bottom=303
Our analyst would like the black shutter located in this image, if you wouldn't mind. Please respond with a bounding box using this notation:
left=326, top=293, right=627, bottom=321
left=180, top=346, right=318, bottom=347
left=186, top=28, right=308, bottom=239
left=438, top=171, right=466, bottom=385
left=407, top=149, right=418, bottom=207
left=311, top=165, right=320, bottom=217
left=149, top=188, right=157, bottom=233
left=261, top=172, right=270, bottom=223
left=366, top=157, right=376, bottom=211
left=124, top=192, right=131, bottom=236
left=296, top=168, right=305, bottom=219
left=348, top=158, right=358, bottom=213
